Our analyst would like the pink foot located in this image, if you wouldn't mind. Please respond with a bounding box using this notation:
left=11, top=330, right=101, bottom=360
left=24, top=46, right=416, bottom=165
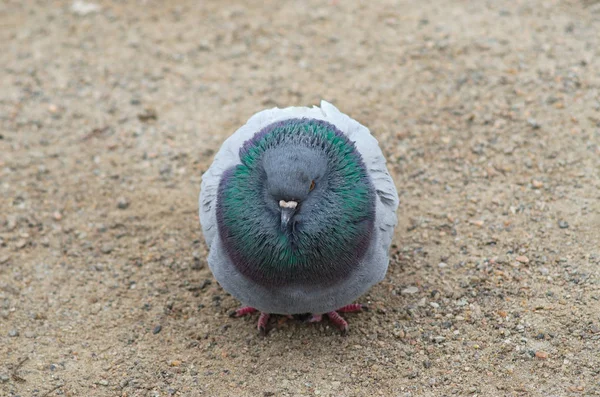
left=257, top=312, right=270, bottom=335
left=308, top=304, right=367, bottom=335
left=229, top=306, right=257, bottom=317
left=327, top=311, right=349, bottom=335
left=229, top=304, right=367, bottom=336
left=229, top=306, right=271, bottom=336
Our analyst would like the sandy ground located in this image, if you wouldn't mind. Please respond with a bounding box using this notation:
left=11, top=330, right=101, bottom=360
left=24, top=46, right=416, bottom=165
left=1, top=0, right=600, bottom=396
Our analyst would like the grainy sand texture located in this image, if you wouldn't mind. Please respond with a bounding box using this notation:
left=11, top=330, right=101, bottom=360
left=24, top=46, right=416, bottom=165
left=1, top=1, right=600, bottom=396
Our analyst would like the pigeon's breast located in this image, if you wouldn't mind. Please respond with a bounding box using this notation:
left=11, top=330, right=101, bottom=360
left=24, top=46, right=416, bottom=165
left=216, top=118, right=377, bottom=288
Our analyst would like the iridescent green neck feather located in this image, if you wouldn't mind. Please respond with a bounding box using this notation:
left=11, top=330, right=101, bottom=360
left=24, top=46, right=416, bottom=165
left=216, top=118, right=375, bottom=287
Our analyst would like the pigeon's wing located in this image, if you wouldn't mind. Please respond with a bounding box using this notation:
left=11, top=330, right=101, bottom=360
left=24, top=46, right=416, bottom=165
left=319, top=100, right=400, bottom=253
left=199, top=105, right=330, bottom=248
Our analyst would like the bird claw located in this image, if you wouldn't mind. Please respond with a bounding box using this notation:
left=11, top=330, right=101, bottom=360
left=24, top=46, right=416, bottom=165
left=326, top=311, right=349, bottom=335
left=306, top=304, right=367, bottom=335
left=228, top=306, right=270, bottom=335
left=337, top=303, right=368, bottom=313
left=229, top=303, right=367, bottom=335
left=230, top=306, right=257, bottom=318
left=257, top=312, right=270, bottom=336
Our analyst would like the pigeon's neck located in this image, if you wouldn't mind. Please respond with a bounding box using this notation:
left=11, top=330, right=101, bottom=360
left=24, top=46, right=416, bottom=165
left=216, top=118, right=376, bottom=287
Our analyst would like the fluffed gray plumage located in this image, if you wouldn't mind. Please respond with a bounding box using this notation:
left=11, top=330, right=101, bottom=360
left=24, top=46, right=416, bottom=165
left=199, top=100, right=399, bottom=321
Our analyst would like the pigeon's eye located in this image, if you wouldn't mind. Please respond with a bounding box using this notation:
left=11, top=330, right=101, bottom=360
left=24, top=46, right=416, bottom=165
left=309, top=180, right=315, bottom=191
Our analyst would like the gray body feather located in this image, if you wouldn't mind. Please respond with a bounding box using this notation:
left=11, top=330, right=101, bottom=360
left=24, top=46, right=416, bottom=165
left=199, top=101, right=399, bottom=314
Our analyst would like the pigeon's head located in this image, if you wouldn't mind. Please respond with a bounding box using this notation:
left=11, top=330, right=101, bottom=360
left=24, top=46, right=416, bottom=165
left=217, top=118, right=376, bottom=287
left=262, top=145, right=327, bottom=231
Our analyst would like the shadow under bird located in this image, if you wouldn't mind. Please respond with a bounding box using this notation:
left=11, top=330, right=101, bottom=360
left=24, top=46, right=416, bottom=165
left=199, top=101, right=399, bottom=335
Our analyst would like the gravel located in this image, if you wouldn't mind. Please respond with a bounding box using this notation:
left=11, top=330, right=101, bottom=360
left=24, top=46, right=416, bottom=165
left=0, top=1, right=598, bottom=396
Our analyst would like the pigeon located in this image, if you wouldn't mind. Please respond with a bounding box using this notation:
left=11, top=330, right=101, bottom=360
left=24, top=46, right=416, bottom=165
left=199, top=100, right=399, bottom=335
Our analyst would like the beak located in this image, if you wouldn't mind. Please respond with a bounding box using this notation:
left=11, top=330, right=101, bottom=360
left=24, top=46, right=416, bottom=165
left=279, top=200, right=298, bottom=231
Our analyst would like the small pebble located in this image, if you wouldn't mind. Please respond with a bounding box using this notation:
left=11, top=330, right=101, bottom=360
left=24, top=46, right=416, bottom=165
left=471, top=220, right=484, bottom=227
left=531, top=180, right=543, bottom=189
left=117, top=197, right=130, bottom=209
left=401, top=286, right=419, bottom=295
left=15, top=239, right=28, bottom=249
left=159, top=164, right=172, bottom=175
left=101, top=243, right=114, bottom=254
left=456, top=299, right=468, bottom=307
left=0, top=373, right=9, bottom=383
left=527, top=118, right=541, bottom=129
left=98, top=379, right=109, bottom=386
left=433, top=336, right=446, bottom=343
left=535, top=351, right=548, bottom=360
left=438, top=262, right=447, bottom=268
left=515, top=255, right=529, bottom=264
left=138, top=108, right=158, bottom=122
left=6, top=217, right=17, bottom=231
left=53, top=211, right=62, bottom=221
left=8, top=329, right=19, bottom=337
left=558, top=220, right=569, bottom=229
left=71, top=1, right=101, bottom=16
left=153, top=325, right=162, bottom=334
